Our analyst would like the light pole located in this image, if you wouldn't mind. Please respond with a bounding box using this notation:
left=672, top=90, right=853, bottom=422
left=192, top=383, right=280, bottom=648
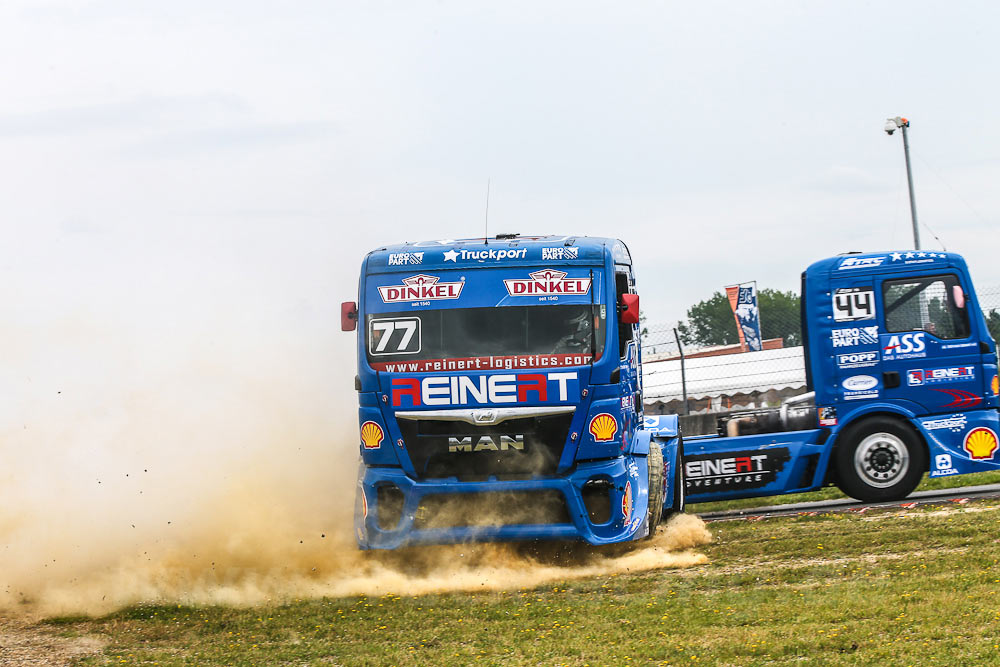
left=884, top=116, right=920, bottom=250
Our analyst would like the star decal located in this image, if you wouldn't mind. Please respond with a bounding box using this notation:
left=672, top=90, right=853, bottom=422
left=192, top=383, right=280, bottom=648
left=443, top=249, right=459, bottom=262
left=917, top=251, right=926, bottom=258
left=905, top=251, right=915, bottom=259
left=890, top=252, right=903, bottom=261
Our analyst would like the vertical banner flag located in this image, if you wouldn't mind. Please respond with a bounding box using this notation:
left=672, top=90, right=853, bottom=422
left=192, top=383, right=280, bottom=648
left=725, top=282, right=763, bottom=352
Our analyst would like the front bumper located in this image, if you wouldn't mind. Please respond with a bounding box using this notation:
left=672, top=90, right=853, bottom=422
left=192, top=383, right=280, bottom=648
left=354, top=455, right=650, bottom=550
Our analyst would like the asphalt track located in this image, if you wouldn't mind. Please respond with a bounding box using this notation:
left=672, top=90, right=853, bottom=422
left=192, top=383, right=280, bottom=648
left=695, top=483, right=1000, bottom=522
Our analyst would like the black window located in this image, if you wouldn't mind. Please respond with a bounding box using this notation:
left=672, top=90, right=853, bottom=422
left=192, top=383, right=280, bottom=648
left=882, top=274, right=970, bottom=339
left=616, top=270, right=633, bottom=359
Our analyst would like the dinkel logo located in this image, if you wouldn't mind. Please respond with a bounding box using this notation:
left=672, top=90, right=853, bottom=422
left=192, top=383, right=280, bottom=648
left=378, top=275, right=464, bottom=303
left=503, top=269, right=591, bottom=296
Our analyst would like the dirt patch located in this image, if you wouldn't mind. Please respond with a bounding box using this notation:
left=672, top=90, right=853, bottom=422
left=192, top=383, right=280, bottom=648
left=0, top=616, right=105, bottom=666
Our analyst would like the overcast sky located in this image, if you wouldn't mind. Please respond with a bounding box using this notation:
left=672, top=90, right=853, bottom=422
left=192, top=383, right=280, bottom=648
left=3, top=0, right=999, bottom=360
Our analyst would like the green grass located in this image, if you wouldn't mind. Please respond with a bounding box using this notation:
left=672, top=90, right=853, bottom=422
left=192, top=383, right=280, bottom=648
left=50, top=500, right=1000, bottom=666
left=690, top=469, right=1000, bottom=514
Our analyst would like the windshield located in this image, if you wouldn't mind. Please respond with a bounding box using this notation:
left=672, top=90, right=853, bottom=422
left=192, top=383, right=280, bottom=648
left=366, top=304, right=606, bottom=372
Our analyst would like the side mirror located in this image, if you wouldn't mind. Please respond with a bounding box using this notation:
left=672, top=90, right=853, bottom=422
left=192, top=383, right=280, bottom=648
left=341, top=301, right=358, bottom=331
left=619, top=293, right=640, bottom=325
left=952, top=285, right=966, bottom=309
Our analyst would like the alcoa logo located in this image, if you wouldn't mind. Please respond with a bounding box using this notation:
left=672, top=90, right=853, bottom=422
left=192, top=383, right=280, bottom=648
left=503, top=269, right=591, bottom=296
left=360, top=421, right=384, bottom=449
left=378, top=274, right=464, bottom=303
left=622, top=481, right=633, bottom=522
left=964, top=427, right=998, bottom=460
left=589, top=413, right=619, bottom=442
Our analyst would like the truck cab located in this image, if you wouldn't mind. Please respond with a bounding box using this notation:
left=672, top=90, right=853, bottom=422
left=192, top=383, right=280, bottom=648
left=684, top=250, right=1000, bottom=505
left=343, top=235, right=683, bottom=549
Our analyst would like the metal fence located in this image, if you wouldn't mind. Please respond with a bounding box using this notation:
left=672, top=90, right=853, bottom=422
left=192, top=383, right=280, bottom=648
left=641, top=286, right=1000, bottom=416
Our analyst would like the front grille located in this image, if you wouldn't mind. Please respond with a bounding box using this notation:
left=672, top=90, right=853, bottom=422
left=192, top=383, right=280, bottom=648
left=413, top=490, right=570, bottom=529
left=398, top=414, right=573, bottom=480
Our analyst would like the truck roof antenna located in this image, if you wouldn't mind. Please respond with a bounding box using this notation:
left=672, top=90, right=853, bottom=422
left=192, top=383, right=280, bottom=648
left=484, top=178, right=491, bottom=244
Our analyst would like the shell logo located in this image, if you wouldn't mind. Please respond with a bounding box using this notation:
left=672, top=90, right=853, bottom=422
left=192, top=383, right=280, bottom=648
left=622, top=481, right=632, bottom=522
left=992, top=375, right=999, bottom=396
left=589, top=413, right=619, bottom=442
left=361, top=421, right=384, bottom=450
left=964, top=427, right=998, bottom=460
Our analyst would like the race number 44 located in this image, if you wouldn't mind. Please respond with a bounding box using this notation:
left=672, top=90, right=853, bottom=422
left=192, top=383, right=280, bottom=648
left=833, top=288, right=875, bottom=322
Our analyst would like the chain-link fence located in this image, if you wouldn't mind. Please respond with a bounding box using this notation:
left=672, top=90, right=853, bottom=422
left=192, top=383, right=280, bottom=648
left=641, top=286, right=1000, bottom=418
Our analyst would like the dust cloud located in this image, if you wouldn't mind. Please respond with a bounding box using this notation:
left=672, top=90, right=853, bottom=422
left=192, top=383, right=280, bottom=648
left=0, top=283, right=710, bottom=617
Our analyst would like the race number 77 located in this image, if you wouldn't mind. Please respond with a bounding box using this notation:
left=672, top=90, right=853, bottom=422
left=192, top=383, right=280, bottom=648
left=370, top=317, right=421, bottom=354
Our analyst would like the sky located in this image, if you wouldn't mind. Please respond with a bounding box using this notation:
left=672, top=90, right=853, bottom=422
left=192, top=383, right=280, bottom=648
left=2, top=1, right=999, bottom=333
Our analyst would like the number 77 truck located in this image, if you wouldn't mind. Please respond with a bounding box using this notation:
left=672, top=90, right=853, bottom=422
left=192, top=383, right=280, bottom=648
left=342, top=236, right=683, bottom=549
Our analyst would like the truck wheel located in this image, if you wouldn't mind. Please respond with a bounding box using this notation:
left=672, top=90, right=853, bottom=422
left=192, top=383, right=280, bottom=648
left=834, top=417, right=926, bottom=503
left=645, top=442, right=665, bottom=539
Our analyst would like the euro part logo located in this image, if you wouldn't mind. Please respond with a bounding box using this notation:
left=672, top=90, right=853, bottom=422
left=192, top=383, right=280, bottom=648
left=378, top=275, right=464, bottom=303
left=503, top=269, right=591, bottom=296
left=621, top=481, right=632, bottom=522
left=831, top=326, right=879, bottom=348
left=387, top=252, right=423, bottom=266
left=881, top=332, right=926, bottom=361
left=589, top=413, right=619, bottom=442
left=360, top=421, right=384, bottom=449
left=541, top=247, right=579, bottom=260
left=963, top=427, right=999, bottom=460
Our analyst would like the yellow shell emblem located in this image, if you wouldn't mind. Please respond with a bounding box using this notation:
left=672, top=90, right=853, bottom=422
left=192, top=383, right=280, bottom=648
left=361, top=421, right=384, bottom=450
left=589, top=413, right=618, bottom=442
left=992, top=375, right=998, bottom=395
left=964, top=427, right=998, bottom=460
left=622, top=481, right=632, bottom=521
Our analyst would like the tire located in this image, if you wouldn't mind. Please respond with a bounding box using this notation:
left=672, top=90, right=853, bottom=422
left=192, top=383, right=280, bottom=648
left=645, top=442, right=665, bottom=539
left=834, top=416, right=926, bottom=503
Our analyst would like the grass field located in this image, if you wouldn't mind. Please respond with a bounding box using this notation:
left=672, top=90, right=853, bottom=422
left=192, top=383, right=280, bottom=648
left=32, top=497, right=1000, bottom=666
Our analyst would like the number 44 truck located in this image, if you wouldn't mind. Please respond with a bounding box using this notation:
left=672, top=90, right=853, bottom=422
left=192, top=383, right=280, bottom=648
left=343, top=237, right=1000, bottom=549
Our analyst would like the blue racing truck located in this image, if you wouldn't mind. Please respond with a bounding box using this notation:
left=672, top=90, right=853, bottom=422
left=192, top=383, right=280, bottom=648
left=344, top=238, right=1000, bottom=548
left=342, top=235, right=684, bottom=549
left=683, top=250, right=1000, bottom=506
